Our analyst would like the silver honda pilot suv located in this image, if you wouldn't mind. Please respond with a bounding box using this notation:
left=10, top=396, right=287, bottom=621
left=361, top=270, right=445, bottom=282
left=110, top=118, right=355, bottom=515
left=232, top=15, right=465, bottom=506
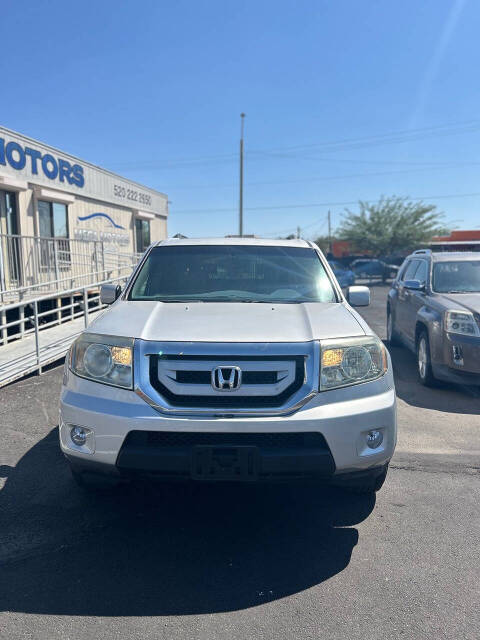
left=60, top=238, right=397, bottom=493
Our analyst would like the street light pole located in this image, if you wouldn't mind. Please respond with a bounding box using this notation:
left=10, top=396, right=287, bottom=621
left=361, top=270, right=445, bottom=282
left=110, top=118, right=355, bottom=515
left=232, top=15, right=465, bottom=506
left=239, top=113, right=245, bottom=237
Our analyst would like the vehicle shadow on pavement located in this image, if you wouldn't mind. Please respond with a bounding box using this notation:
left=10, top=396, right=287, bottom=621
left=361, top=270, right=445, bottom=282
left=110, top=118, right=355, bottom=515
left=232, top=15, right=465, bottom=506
left=387, top=344, right=480, bottom=414
left=0, top=428, right=375, bottom=616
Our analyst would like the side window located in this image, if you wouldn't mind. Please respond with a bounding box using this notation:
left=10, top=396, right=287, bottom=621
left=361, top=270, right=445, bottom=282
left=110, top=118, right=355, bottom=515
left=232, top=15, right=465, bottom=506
left=397, top=260, right=410, bottom=281
left=403, top=260, right=420, bottom=281
left=413, top=260, right=428, bottom=285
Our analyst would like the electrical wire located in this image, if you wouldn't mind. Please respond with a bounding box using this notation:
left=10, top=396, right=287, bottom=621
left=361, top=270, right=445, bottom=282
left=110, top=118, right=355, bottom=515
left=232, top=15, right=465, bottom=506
left=164, top=162, right=480, bottom=191
left=173, top=190, right=480, bottom=215
left=107, top=118, right=480, bottom=171
left=247, top=121, right=480, bottom=157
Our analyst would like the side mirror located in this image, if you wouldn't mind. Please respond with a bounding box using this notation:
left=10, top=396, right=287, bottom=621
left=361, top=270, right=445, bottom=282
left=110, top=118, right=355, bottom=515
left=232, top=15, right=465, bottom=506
left=100, top=284, right=122, bottom=305
left=347, top=285, right=370, bottom=307
left=404, top=279, right=424, bottom=291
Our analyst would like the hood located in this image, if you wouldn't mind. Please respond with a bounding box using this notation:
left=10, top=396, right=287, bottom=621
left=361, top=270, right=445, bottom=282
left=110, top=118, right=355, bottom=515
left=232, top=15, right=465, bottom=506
left=86, top=300, right=366, bottom=343
left=440, top=293, right=480, bottom=315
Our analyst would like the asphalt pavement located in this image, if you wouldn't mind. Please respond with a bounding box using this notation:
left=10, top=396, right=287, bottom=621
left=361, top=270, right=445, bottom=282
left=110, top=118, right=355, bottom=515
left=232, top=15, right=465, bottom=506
left=1, top=285, right=479, bottom=639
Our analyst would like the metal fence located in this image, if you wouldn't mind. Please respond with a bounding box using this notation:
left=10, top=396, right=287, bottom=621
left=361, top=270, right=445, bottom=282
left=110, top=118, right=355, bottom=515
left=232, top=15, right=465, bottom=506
left=0, top=233, right=139, bottom=304
left=0, top=275, right=130, bottom=388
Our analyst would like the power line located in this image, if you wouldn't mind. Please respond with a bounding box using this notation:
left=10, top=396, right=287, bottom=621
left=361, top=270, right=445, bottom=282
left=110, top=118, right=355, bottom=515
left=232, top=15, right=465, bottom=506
left=261, top=215, right=330, bottom=239
left=107, top=118, right=480, bottom=171
left=247, top=121, right=480, bottom=157
left=164, top=162, right=480, bottom=191
left=262, top=214, right=332, bottom=240
left=173, top=190, right=480, bottom=215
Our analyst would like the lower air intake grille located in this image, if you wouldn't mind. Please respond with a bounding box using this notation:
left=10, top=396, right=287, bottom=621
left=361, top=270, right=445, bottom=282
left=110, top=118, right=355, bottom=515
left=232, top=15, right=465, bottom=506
left=123, top=431, right=329, bottom=450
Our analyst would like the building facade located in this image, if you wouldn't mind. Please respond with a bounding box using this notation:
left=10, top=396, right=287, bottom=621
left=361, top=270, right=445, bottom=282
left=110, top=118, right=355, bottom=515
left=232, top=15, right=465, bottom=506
left=0, top=126, right=168, bottom=296
left=430, top=230, right=480, bottom=252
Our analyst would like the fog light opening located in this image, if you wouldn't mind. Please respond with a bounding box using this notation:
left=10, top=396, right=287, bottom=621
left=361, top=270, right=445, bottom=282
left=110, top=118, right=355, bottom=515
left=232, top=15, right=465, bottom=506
left=452, top=345, right=464, bottom=366
left=70, top=425, right=89, bottom=446
left=366, top=429, right=383, bottom=449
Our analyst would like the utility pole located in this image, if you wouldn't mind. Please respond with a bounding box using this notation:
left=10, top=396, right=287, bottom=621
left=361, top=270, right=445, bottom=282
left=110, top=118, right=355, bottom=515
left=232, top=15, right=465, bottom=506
left=239, top=113, right=245, bottom=237
left=297, top=226, right=301, bottom=239
left=327, top=210, right=332, bottom=254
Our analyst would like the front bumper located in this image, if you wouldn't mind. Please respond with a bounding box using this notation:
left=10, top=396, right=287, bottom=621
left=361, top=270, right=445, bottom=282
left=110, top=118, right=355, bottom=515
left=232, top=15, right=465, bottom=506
left=434, top=333, right=480, bottom=385
left=69, top=431, right=337, bottom=481
left=60, top=360, right=397, bottom=482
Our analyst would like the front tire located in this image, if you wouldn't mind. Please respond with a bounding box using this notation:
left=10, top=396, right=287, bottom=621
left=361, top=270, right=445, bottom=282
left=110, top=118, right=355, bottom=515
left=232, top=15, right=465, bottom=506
left=417, top=330, right=436, bottom=386
left=335, top=466, right=389, bottom=495
left=387, top=308, right=400, bottom=346
left=69, top=463, right=122, bottom=492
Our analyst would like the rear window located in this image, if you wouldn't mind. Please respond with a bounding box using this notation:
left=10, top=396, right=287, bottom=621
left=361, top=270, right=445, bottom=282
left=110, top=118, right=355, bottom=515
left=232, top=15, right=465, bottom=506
left=129, top=244, right=337, bottom=303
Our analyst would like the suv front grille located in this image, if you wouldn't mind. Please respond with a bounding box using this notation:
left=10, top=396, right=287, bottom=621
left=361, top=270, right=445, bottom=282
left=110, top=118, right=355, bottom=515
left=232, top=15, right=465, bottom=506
left=149, top=354, right=306, bottom=408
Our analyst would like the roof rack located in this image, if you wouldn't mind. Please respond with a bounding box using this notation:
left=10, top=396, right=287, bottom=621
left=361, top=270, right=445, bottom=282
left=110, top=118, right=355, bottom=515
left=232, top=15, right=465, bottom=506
left=412, top=249, right=432, bottom=255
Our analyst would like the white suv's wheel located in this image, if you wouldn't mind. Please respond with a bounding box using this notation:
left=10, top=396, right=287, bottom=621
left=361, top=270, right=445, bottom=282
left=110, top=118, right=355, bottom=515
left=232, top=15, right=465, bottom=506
left=69, top=463, right=121, bottom=492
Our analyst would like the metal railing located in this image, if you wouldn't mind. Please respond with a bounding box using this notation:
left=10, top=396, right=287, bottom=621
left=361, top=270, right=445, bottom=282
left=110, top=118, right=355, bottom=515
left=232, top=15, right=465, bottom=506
left=0, top=275, right=130, bottom=387
left=0, top=233, right=140, bottom=304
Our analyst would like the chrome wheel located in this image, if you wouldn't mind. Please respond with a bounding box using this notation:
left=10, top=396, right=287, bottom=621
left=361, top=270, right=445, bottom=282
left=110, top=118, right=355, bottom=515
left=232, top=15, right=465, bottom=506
left=418, top=337, right=427, bottom=380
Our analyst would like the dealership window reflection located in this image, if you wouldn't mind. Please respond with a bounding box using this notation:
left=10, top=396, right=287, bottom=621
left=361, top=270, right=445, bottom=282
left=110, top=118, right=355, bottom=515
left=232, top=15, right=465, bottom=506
left=135, top=219, right=151, bottom=253
left=0, top=189, right=21, bottom=283
left=38, top=200, right=71, bottom=268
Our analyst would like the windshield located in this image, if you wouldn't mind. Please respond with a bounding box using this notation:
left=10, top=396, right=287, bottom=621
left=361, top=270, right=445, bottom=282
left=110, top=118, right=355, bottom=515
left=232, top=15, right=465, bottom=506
left=432, top=260, right=480, bottom=293
left=129, top=245, right=337, bottom=303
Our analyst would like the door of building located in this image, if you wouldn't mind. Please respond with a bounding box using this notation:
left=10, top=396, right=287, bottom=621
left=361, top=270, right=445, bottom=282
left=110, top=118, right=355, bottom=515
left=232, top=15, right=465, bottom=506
left=0, top=189, right=21, bottom=287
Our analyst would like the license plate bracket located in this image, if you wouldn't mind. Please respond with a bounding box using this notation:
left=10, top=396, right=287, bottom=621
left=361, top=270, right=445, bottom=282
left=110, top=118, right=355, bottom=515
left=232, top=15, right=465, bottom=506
left=191, top=445, right=259, bottom=481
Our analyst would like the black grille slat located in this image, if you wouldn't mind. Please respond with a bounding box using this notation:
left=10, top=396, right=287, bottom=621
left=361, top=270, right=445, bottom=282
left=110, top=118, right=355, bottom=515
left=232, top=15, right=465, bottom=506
left=124, top=431, right=328, bottom=450
left=176, top=371, right=211, bottom=384
left=243, top=371, right=277, bottom=384
left=175, top=370, right=277, bottom=385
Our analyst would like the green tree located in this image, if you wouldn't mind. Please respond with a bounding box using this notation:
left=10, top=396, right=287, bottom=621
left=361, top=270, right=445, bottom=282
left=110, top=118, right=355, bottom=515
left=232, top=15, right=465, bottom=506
left=337, top=196, right=449, bottom=257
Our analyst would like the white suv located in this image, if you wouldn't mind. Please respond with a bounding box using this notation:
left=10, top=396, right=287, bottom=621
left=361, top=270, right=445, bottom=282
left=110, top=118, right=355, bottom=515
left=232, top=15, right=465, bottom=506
left=60, top=238, right=396, bottom=493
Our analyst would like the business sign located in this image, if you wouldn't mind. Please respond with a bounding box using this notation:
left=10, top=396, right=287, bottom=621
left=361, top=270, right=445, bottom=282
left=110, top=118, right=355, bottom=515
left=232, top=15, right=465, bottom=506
left=74, top=212, right=130, bottom=245
left=0, top=137, right=84, bottom=187
left=0, top=126, right=168, bottom=217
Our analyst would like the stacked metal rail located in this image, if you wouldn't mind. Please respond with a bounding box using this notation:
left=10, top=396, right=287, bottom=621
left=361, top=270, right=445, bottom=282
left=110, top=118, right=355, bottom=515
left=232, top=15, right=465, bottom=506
left=0, top=276, right=130, bottom=387
left=0, top=233, right=141, bottom=387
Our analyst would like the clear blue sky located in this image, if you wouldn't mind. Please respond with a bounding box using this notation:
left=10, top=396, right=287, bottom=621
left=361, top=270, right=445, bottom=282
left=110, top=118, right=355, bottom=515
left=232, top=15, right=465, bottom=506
left=2, top=0, right=479, bottom=238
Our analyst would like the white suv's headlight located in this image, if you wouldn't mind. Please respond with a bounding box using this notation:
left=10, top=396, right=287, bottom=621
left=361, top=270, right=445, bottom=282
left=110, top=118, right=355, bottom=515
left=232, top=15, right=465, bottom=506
left=69, top=333, right=134, bottom=389
left=320, top=336, right=387, bottom=391
left=444, top=310, right=480, bottom=337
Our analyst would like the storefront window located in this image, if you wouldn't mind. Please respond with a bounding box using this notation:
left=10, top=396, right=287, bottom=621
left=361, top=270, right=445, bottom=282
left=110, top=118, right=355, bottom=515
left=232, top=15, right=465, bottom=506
left=37, top=200, right=70, bottom=269
left=1, top=190, right=19, bottom=236
left=38, top=200, right=68, bottom=238
left=135, top=219, right=151, bottom=253
left=0, top=190, right=20, bottom=283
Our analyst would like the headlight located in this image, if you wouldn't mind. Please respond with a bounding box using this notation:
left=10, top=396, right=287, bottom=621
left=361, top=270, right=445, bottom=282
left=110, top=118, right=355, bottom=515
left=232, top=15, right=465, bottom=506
left=70, top=333, right=134, bottom=388
left=320, top=336, right=387, bottom=391
left=444, top=310, right=480, bottom=337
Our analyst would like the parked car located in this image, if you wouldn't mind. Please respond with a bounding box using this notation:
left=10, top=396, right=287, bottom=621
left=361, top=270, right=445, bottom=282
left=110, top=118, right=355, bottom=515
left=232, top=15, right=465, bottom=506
left=351, top=259, right=398, bottom=283
left=387, top=249, right=480, bottom=386
left=328, top=260, right=356, bottom=288
left=60, top=238, right=396, bottom=494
